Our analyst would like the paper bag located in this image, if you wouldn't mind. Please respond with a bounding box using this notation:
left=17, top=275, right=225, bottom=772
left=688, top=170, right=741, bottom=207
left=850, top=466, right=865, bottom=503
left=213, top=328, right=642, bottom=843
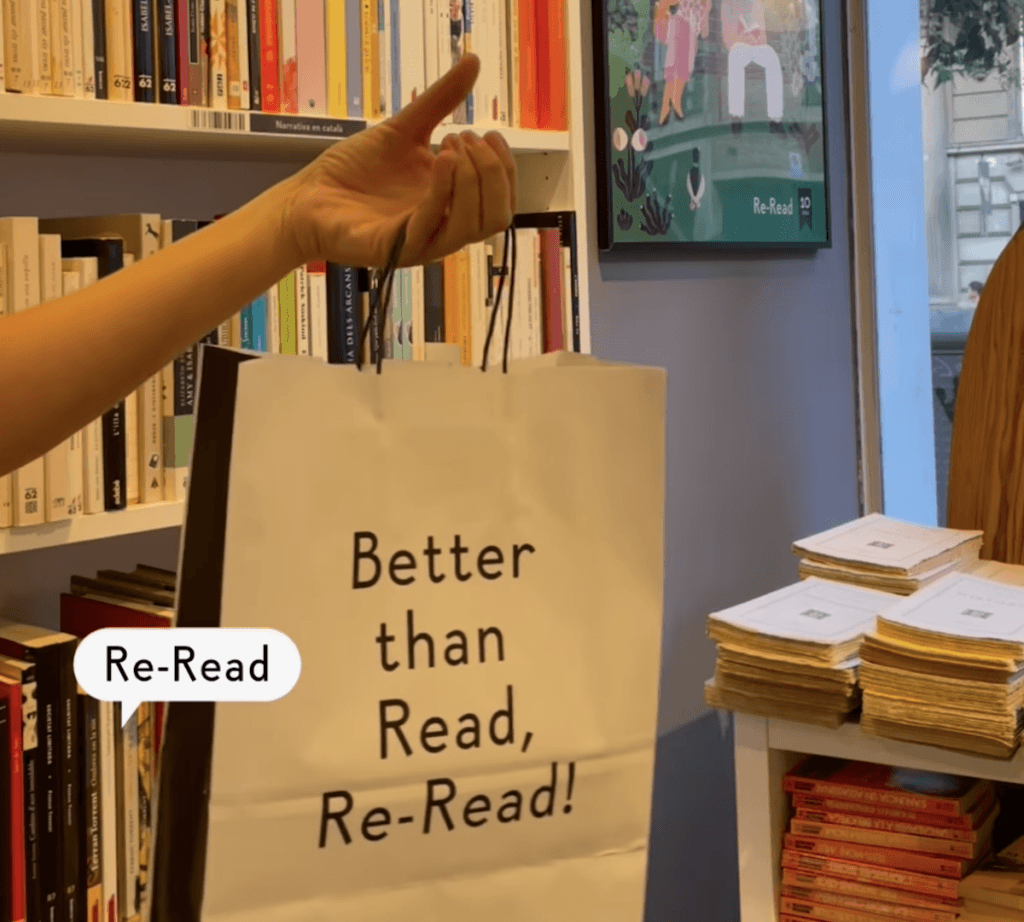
left=152, top=344, right=666, bottom=922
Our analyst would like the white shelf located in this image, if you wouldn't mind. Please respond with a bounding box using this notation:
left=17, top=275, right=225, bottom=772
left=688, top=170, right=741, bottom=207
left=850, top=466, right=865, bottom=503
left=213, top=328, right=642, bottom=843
left=0, top=501, right=184, bottom=555
left=732, top=712, right=1024, bottom=922
left=0, top=93, right=571, bottom=159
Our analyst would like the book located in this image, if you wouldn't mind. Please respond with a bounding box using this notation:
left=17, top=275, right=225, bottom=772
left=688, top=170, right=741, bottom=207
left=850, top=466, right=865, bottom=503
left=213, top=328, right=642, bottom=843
left=960, top=833, right=1024, bottom=911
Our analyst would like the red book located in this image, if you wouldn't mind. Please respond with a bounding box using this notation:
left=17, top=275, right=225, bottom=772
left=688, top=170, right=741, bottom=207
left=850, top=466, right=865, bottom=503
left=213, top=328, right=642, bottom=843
left=792, top=789, right=996, bottom=832
left=784, top=834, right=976, bottom=880
left=0, top=675, right=25, bottom=922
left=259, top=0, right=281, bottom=111
left=517, top=0, right=538, bottom=128
left=784, top=756, right=992, bottom=819
left=538, top=228, right=562, bottom=352
left=781, top=849, right=963, bottom=901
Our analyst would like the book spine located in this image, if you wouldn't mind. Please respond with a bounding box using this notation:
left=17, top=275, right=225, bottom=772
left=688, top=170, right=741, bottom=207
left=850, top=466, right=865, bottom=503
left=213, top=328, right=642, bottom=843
left=100, top=401, right=126, bottom=511
left=58, top=643, right=79, bottom=922
left=224, top=0, right=238, bottom=104
left=249, top=292, right=267, bottom=350
left=295, top=264, right=310, bottom=355
left=80, top=0, right=95, bottom=95
left=37, top=0, right=52, bottom=93
left=784, top=779, right=972, bottom=818
left=424, top=260, right=444, bottom=343
left=267, top=284, right=280, bottom=352
left=3, top=0, right=37, bottom=93
left=35, top=645, right=61, bottom=922
left=278, top=0, right=296, bottom=110
left=387, top=0, right=397, bottom=112
left=0, top=696, right=8, bottom=922
left=156, top=0, right=175, bottom=99
left=793, top=808, right=981, bottom=843
left=396, top=0, right=420, bottom=107
left=97, top=702, right=117, bottom=922
left=358, top=0, right=371, bottom=116
left=256, top=0, right=277, bottom=109
left=343, top=0, right=359, bottom=115
left=421, top=0, right=435, bottom=90
left=53, top=0, right=73, bottom=94
left=295, top=0, right=325, bottom=112
left=131, top=0, right=153, bottom=98
left=238, top=302, right=252, bottom=349
left=244, top=0, right=257, bottom=106
left=506, top=0, right=517, bottom=125
left=104, top=0, right=132, bottom=98
left=174, top=0, right=186, bottom=99
left=5, top=679, right=26, bottom=922
left=325, top=0, right=344, bottom=115
left=88, top=0, right=105, bottom=95
left=279, top=273, right=296, bottom=354
left=121, top=713, right=138, bottom=922
left=139, top=372, right=163, bottom=504
left=789, top=821, right=978, bottom=860
left=780, top=895, right=957, bottom=922
left=69, top=0, right=84, bottom=94
left=79, top=695, right=101, bottom=922
left=307, top=262, right=327, bottom=360
left=539, top=227, right=562, bottom=351
left=780, top=869, right=960, bottom=913
left=780, top=850, right=960, bottom=900
left=791, top=795, right=983, bottom=832
left=784, top=835, right=968, bottom=880
left=207, top=0, right=225, bottom=105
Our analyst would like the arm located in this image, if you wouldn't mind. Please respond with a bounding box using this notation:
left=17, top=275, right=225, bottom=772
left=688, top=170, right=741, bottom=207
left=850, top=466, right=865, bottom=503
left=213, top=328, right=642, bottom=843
left=0, top=53, right=514, bottom=478
left=0, top=180, right=300, bottom=476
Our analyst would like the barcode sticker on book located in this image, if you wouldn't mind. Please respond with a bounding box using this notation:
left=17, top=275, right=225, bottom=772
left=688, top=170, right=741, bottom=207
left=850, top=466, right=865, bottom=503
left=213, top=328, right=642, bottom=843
left=190, top=110, right=248, bottom=131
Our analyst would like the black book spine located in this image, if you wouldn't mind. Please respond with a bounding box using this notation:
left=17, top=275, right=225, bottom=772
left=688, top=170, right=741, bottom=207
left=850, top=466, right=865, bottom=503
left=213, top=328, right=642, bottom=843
left=78, top=695, right=101, bottom=922
left=92, top=0, right=107, bottom=98
left=423, top=262, right=445, bottom=344
left=157, top=0, right=177, bottom=102
left=100, top=404, right=126, bottom=512
left=58, top=645, right=79, bottom=922
left=133, top=0, right=156, bottom=100
left=340, top=266, right=359, bottom=364
left=0, top=696, right=9, bottom=922
left=35, top=646, right=63, bottom=922
left=325, top=263, right=343, bottom=363
left=245, top=0, right=259, bottom=109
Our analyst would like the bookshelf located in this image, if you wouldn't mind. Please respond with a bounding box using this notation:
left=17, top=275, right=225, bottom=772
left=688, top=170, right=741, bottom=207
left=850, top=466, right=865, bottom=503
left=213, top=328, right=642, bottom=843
left=733, top=712, right=1024, bottom=922
left=0, top=0, right=595, bottom=624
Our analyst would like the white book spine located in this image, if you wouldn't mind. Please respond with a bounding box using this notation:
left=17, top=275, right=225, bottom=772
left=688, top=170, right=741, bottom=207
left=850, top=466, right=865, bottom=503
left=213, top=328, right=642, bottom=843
left=237, top=0, right=250, bottom=106
left=123, top=713, right=139, bottom=919
left=209, top=0, right=228, bottom=107
left=39, top=250, right=72, bottom=522
left=52, top=0, right=73, bottom=94
left=160, top=363, right=175, bottom=502
left=309, top=268, right=328, bottom=361
left=80, top=0, right=94, bottom=96
left=36, top=0, right=51, bottom=92
left=140, top=372, right=163, bottom=503
left=412, top=264, right=424, bottom=361
left=397, top=0, right=423, bottom=106
left=469, top=241, right=484, bottom=368
left=105, top=0, right=133, bottom=99
left=68, top=0, right=83, bottom=94
left=267, top=284, right=281, bottom=353
left=379, top=0, right=387, bottom=116
left=423, top=0, right=437, bottom=91
left=494, top=0, right=508, bottom=125
left=217, top=317, right=230, bottom=346
left=295, top=264, right=310, bottom=355
left=119, top=253, right=139, bottom=506
left=436, top=0, right=447, bottom=120
left=98, top=701, right=119, bottom=922
left=4, top=0, right=40, bottom=93
left=0, top=0, right=6, bottom=86
left=66, top=429, right=82, bottom=515
left=472, top=0, right=490, bottom=122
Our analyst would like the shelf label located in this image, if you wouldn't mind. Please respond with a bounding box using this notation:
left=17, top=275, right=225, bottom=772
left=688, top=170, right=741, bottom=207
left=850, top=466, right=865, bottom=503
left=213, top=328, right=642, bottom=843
left=249, top=113, right=366, bottom=138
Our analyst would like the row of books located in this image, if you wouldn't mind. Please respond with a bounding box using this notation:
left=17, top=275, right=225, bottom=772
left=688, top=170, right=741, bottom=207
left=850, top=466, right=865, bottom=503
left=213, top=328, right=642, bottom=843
left=781, top=756, right=1023, bottom=922
left=0, top=564, right=173, bottom=922
left=0, top=208, right=580, bottom=529
left=704, top=513, right=1024, bottom=758
left=0, top=0, right=568, bottom=129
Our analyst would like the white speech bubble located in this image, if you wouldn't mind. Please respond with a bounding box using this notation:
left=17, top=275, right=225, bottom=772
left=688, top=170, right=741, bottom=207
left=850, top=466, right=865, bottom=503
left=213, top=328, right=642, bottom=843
left=73, top=628, right=302, bottom=726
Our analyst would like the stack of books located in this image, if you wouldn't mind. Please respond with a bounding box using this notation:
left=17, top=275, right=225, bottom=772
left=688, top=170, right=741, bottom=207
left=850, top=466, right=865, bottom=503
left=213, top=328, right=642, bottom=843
left=780, top=756, right=998, bottom=922
left=703, top=578, right=900, bottom=728
left=860, top=572, right=1024, bottom=758
left=960, top=833, right=1024, bottom=920
left=0, top=563, right=174, bottom=922
left=793, top=514, right=984, bottom=595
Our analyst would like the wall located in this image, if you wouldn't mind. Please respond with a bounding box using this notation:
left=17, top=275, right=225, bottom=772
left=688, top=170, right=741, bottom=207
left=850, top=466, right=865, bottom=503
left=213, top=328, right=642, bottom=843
left=582, top=0, right=861, bottom=918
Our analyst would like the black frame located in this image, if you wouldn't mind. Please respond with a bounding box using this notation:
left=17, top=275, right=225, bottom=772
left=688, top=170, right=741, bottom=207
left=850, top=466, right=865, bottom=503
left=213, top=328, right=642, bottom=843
left=591, top=0, right=833, bottom=255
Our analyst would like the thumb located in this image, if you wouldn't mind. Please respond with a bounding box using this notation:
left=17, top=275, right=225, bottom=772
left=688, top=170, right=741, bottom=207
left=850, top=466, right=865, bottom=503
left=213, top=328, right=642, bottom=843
left=389, top=54, right=480, bottom=143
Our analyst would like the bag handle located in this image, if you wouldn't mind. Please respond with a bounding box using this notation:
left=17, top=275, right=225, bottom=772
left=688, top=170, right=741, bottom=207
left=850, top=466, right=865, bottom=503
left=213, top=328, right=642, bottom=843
left=356, top=220, right=517, bottom=375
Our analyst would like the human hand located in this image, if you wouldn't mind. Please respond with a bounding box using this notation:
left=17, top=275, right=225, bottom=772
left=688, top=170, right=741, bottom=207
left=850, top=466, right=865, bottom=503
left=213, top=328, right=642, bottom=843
left=283, top=54, right=517, bottom=269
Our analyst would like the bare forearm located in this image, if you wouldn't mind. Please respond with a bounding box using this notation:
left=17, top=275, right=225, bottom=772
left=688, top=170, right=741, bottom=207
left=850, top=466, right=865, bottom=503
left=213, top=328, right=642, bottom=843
left=0, top=175, right=303, bottom=476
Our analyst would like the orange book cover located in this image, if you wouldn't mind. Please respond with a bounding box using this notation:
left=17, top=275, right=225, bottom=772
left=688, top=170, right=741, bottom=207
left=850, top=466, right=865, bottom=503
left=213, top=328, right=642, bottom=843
left=517, top=0, right=538, bottom=128
left=781, top=869, right=963, bottom=914
left=780, top=888, right=959, bottom=922
left=539, top=0, right=566, bottom=129
left=457, top=249, right=471, bottom=366
left=784, top=834, right=976, bottom=880
left=792, top=790, right=996, bottom=832
left=781, top=850, right=963, bottom=901
left=794, top=804, right=995, bottom=843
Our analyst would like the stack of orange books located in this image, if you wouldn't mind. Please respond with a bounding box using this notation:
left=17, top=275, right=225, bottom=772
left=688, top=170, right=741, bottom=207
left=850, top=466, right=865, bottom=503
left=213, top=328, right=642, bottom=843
left=778, top=756, right=999, bottom=922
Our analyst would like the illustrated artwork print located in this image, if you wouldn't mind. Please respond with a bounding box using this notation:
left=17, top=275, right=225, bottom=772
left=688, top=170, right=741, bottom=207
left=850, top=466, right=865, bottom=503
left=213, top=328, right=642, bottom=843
left=599, top=0, right=829, bottom=249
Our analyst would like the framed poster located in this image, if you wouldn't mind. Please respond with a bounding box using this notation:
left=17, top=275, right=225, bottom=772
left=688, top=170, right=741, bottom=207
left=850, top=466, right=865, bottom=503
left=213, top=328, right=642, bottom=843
left=593, top=0, right=831, bottom=252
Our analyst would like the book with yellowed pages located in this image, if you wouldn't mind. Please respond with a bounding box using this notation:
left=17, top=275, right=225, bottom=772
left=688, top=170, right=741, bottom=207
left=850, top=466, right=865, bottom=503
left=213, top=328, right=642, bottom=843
left=861, top=573, right=1024, bottom=758
left=704, top=579, right=900, bottom=728
left=792, top=514, right=984, bottom=590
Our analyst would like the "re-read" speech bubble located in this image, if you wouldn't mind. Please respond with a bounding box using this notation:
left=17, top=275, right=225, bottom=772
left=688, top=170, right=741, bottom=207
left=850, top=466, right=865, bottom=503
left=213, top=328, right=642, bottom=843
left=73, top=628, right=303, bottom=726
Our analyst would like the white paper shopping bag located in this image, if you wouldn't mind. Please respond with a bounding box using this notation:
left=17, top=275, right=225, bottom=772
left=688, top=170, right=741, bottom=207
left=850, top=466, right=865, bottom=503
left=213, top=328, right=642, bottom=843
left=152, top=344, right=666, bottom=922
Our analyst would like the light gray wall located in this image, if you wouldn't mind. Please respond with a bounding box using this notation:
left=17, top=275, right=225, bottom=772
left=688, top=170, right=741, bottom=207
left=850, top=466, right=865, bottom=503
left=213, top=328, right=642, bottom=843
left=585, top=0, right=861, bottom=916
